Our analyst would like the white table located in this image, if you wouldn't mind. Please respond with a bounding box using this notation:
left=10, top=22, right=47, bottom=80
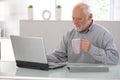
left=0, top=61, right=120, bottom=80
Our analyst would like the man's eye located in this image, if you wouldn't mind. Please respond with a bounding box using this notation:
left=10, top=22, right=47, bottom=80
left=72, top=17, right=82, bottom=20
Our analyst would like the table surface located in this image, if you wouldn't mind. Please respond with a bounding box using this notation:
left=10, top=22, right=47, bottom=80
left=0, top=61, right=120, bottom=80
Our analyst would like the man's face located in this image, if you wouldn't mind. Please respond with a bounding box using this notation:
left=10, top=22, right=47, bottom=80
left=72, top=7, right=89, bottom=32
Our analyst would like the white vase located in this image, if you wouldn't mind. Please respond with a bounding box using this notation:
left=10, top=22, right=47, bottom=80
left=56, top=8, right=61, bottom=20
left=28, top=8, right=33, bottom=20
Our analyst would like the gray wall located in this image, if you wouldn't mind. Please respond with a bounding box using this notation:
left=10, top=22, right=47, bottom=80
left=20, top=20, right=120, bottom=56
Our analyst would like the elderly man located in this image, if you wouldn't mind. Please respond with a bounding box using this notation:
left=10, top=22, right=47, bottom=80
left=47, top=3, right=119, bottom=65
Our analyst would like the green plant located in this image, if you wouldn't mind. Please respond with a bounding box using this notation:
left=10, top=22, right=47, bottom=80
left=28, top=5, right=33, bottom=8
left=56, top=5, right=61, bottom=8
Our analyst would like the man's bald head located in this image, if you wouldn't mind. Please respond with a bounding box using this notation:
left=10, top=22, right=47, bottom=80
left=73, top=3, right=91, bottom=15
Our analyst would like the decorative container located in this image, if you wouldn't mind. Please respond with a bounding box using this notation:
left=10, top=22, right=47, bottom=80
left=56, top=5, right=61, bottom=20
left=28, top=5, right=33, bottom=20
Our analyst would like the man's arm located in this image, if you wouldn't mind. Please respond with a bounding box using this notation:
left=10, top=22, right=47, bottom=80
left=47, top=34, right=68, bottom=63
left=88, top=32, right=119, bottom=65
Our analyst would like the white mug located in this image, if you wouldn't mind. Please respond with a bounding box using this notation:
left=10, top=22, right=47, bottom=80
left=72, top=38, right=81, bottom=54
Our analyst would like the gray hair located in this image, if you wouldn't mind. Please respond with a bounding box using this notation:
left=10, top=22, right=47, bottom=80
left=74, top=3, right=91, bottom=15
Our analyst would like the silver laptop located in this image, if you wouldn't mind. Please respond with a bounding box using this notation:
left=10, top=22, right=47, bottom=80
left=10, top=35, right=66, bottom=70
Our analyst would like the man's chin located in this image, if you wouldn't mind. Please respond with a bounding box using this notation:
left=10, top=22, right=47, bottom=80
left=76, top=28, right=82, bottom=32
left=75, top=27, right=86, bottom=32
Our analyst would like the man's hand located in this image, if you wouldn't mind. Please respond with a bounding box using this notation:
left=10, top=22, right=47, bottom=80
left=81, top=39, right=91, bottom=52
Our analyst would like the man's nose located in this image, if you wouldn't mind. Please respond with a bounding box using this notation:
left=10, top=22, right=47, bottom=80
left=74, top=18, right=79, bottom=24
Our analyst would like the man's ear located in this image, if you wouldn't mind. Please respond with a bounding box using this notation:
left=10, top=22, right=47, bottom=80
left=88, top=13, right=93, bottom=20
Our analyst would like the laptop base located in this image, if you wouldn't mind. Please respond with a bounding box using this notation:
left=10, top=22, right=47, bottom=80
left=16, top=60, right=49, bottom=70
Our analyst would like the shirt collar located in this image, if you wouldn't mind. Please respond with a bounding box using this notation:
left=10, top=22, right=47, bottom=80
left=88, top=20, right=94, bottom=32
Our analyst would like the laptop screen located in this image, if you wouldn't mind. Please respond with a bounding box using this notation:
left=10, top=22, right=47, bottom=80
left=10, top=35, right=47, bottom=64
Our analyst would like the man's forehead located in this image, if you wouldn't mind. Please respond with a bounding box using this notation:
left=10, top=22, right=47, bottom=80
left=73, top=6, right=84, bottom=14
left=73, top=6, right=82, bottom=11
left=72, top=8, right=84, bottom=16
left=72, top=12, right=83, bottom=18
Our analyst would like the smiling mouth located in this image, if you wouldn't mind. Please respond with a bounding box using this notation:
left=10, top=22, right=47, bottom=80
left=76, top=25, right=81, bottom=29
